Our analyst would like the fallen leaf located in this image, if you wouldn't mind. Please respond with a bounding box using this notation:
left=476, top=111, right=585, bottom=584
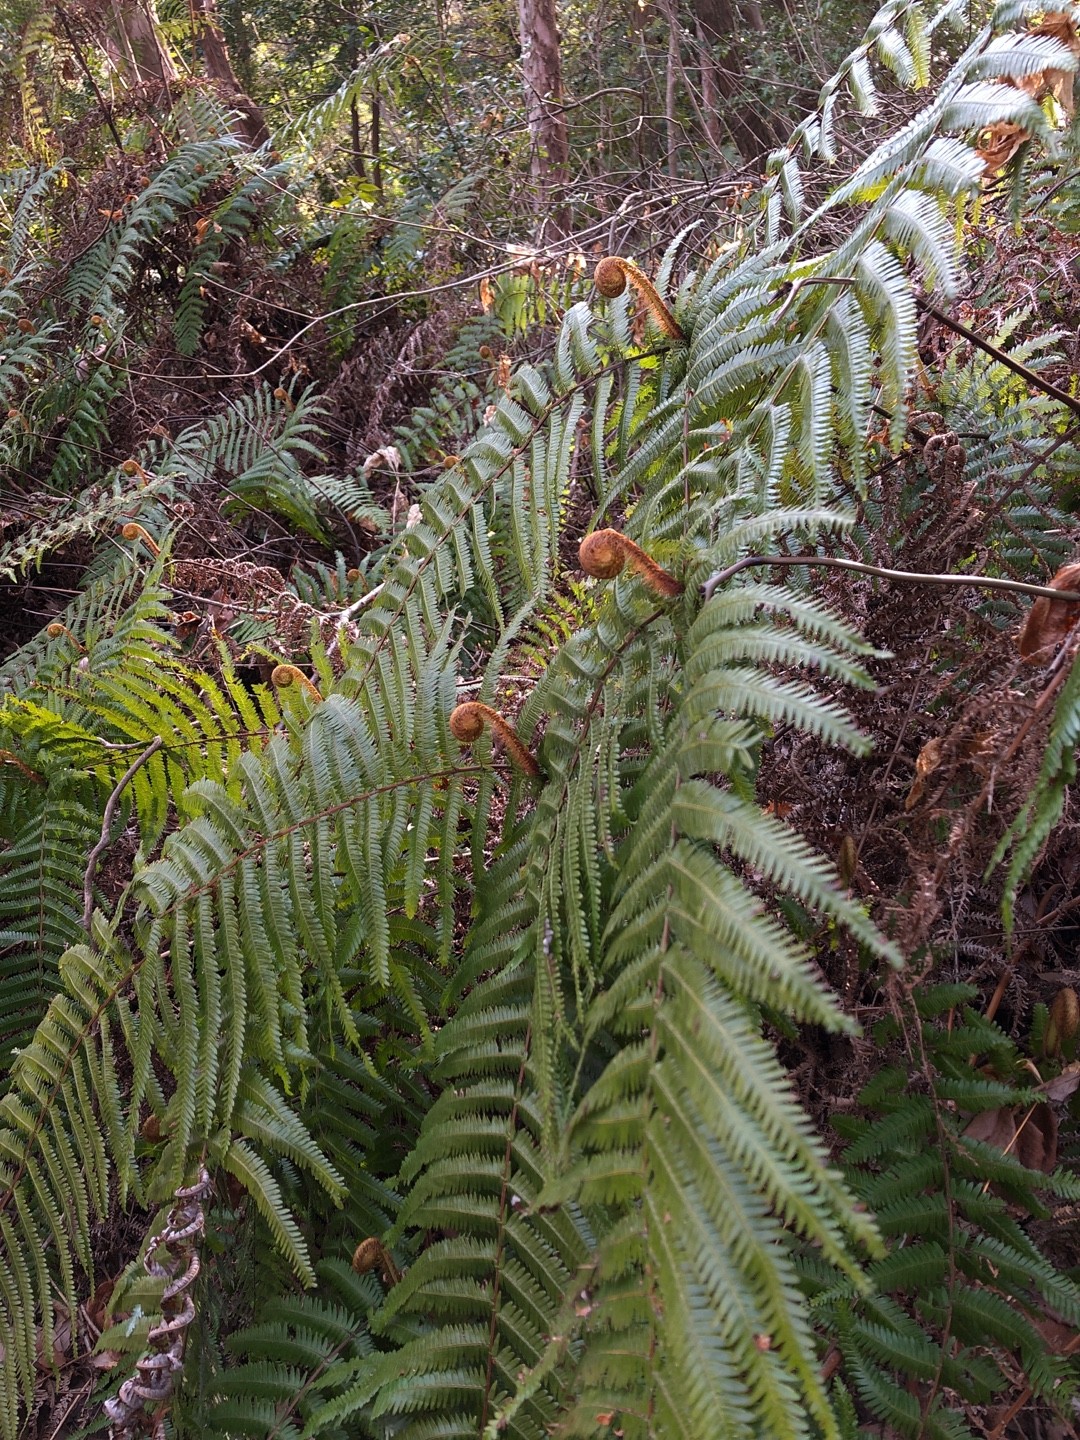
left=86, top=1276, right=115, bottom=1334
left=964, top=1101, right=1058, bottom=1173
left=1028, top=11, right=1080, bottom=116
left=1019, top=561, right=1080, bottom=660
left=964, top=1104, right=1017, bottom=1152
left=905, top=736, right=943, bottom=810
left=363, top=445, right=402, bottom=475
left=1015, top=1102, right=1057, bottom=1172
left=1043, top=1061, right=1080, bottom=1103
left=976, top=121, right=1030, bottom=174
left=90, top=1349, right=123, bottom=1369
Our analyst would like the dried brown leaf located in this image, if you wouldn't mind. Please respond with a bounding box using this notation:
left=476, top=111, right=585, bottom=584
left=905, top=736, right=943, bottom=810
left=1043, top=1061, right=1080, bottom=1102
left=963, top=1100, right=1058, bottom=1173
left=1018, top=561, right=1080, bottom=660
left=1031, top=10, right=1080, bottom=117
left=976, top=121, right=1030, bottom=174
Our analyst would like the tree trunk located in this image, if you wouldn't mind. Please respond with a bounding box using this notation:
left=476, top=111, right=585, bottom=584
left=692, top=0, right=774, bottom=163
left=349, top=98, right=366, bottom=180
left=666, top=22, right=679, bottom=178
left=516, top=0, right=569, bottom=235
left=190, top=0, right=269, bottom=144
left=694, top=15, right=724, bottom=154
left=223, top=0, right=256, bottom=93
left=99, top=0, right=177, bottom=85
left=371, top=85, right=383, bottom=198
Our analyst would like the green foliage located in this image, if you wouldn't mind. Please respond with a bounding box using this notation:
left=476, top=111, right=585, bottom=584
left=0, top=3, right=1079, bottom=1440
left=812, top=985, right=1080, bottom=1439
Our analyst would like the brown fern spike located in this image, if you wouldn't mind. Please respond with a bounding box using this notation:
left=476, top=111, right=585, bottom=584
left=593, top=257, right=685, bottom=341
left=449, top=701, right=540, bottom=777
left=579, top=529, right=683, bottom=598
left=120, top=522, right=160, bottom=557
left=271, top=664, right=323, bottom=702
left=1045, top=987, right=1080, bottom=1057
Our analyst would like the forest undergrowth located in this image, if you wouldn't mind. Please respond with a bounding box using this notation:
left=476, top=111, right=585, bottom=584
left=5, top=2, right=1080, bottom=1438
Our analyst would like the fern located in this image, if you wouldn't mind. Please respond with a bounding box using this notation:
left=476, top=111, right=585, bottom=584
left=993, top=647, right=1080, bottom=928
left=0, top=4, right=1078, bottom=1438
left=813, top=985, right=1080, bottom=1438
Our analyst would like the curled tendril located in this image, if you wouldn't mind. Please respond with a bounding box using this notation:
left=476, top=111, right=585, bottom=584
left=593, top=257, right=684, bottom=341
left=449, top=701, right=540, bottom=777
left=271, top=664, right=322, bottom=702
left=579, top=529, right=682, bottom=597
left=120, top=458, right=147, bottom=480
left=120, top=522, right=160, bottom=557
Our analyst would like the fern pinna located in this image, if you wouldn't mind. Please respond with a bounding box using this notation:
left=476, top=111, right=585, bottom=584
left=813, top=983, right=1080, bottom=1440
left=1, top=1, right=1080, bottom=1437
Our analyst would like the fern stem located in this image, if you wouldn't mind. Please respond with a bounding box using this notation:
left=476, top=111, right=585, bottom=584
left=480, top=1021, right=532, bottom=1436
left=104, top=1167, right=210, bottom=1439
left=0, top=749, right=44, bottom=784
left=160, top=766, right=489, bottom=908
left=344, top=355, right=643, bottom=697
left=82, top=734, right=164, bottom=932
left=703, top=554, right=1080, bottom=603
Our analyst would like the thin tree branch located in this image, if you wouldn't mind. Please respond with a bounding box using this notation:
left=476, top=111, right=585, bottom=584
left=82, top=735, right=164, bottom=932
left=702, top=553, right=1080, bottom=602
left=919, top=299, right=1080, bottom=420
left=55, top=6, right=125, bottom=153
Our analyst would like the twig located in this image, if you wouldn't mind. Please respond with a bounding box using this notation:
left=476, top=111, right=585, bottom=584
left=918, top=299, right=1080, bottom=421
left=326, top=583, right=386, bottom=658
left=82, top=735, right=164, bottom=932
left=986, top=1330, right=1080, bottom=1438
left=335, top=582, right=386, bottom=625
left=702, top=553, right=1080, bottom=603
left=55, top=6, right=124, bottom=153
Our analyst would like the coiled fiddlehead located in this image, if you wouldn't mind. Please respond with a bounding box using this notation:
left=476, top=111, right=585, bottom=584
left=579, top=528, right=682, bottom=597
left=120, top=522, right=161, bottom=557
left=271, top=664, right=323, bottom=701
left=449, top=701, right=540, bottom=777
left=593, top=257, right=685, bottom=341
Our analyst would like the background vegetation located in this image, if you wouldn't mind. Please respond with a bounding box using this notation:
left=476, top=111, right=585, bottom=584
left=2, top=1, right=1080, bottom=1437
